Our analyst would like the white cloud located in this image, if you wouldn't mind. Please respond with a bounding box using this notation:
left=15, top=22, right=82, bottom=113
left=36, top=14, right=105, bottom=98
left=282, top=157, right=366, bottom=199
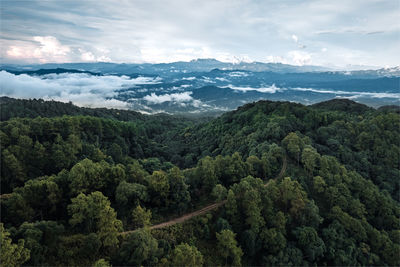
left=202, top=77, right=216, bottom=83
left=226, top=84, right=281, bottom=93
left=143, top=92, right=193, bottom=104
left=0, top=71, right=161, bottom=109
left=288, top=50, right=312, bottom=66
left=292, top=34, right=298, bottom=43
left=228, top=71, right=249, bottom=77
left=7, top=36, right=71, bottom=63
left=33, top=36, right=70, bottom=56
left=265, top=55, right=289, bottom=64
left=265, top=51, right=312, bottom=66
left=79, top=48, right=112, bottom=62
left=291, top=87, right=400, bottom=99
left=215, top=77, right=229, bottom=82
left=80, top=50, right=96, bottom=61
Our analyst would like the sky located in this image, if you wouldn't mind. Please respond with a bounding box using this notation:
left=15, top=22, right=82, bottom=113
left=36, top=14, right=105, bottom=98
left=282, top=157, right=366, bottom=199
left=1, top=0, right=399, bottom=67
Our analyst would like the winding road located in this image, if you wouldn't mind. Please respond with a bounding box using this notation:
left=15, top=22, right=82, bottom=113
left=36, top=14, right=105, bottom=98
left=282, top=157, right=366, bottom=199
left=120, top=155, right=287, bottom=235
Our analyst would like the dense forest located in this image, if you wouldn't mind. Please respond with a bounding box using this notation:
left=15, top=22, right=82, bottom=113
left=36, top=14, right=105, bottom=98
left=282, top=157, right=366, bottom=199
left=1, top=97, right=399, bottom=266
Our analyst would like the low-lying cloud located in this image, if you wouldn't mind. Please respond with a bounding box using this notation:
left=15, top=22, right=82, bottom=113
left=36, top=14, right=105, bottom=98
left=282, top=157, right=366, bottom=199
left=143, top=92, right=193, bottom=104
left=0, top=71, right=161, bottom=109
left=291, top=87, right=400, bottom=99
left=228, top=72, right=249, bottom=77
left=227, top=84, right=281, bottom=93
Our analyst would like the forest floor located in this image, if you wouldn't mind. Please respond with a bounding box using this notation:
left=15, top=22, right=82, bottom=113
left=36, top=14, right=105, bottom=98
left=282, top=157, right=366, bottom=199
left=120, top=156, right=287, bottom=235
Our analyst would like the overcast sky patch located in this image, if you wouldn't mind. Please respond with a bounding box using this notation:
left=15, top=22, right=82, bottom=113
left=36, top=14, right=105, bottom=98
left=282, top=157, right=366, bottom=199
left=1, top=0, right=399, bottom=67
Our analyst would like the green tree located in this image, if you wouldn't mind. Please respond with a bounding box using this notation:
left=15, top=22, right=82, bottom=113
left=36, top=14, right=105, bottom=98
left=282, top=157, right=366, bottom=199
left=3, top=193, right=35, bottom=225
left=195, top=156, right=218, bottom=191
left=301, top=146, right=320, bottom=176
left=282, top=132, right=304, bottom=164
left=0, top=223, right=30, bottom=267
left=117, top=229, right=159, bottom=266
left=1, top=149, right=25, bottom=191
left=57, top=233, right=101, bottom=266
left=14, top=177, right=61, bottom=220
left=15, top=220, right=64, bottom=266
left=69, top=159, right=106, bottom=194
left=216, top=230, right=243, bottom=266
left=92, top=258, right=111, bottom=267
left=277, top=177, right=307, bottom=218
left=147, top=170, right=170, bottom=206
left=167, top=166, right=191, bottom=213
left=212, top=184, right=228, bottom=201
left=126, top=160, right=148, bottom=183
left=260, top=227, right=286, bottom=254
left=171, top=243, right=204, bottom=266
left=313, top=175, right=327, bottom=193
left=293, top=226, right=326, bottom=262
left=115, top=181, right=148, bottom=207
left=246, top=155, right=267, bottom=179
left=68, top=191, right=122, bottom=251
left=131, top=205, right=151, bottom=229
left=225, top=189, right=240, bottom=230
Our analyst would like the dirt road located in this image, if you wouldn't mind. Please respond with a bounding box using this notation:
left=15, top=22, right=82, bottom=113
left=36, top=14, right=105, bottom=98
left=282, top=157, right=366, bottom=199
left=120, top=156, right=287, bottom=235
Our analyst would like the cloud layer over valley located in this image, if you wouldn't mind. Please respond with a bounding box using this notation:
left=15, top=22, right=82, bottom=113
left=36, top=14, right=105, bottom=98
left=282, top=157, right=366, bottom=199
left=0, top=71, right=161, bottom=109
left=1, top=69, right=398, bottom=114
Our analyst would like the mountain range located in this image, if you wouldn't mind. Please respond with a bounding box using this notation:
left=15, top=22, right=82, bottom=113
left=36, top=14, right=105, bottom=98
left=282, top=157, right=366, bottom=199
left=1, top=59, right=399, bottom=115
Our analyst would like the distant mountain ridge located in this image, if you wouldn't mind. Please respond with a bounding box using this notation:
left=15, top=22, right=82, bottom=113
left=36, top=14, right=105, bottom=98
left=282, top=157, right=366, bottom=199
left=0, top=58, right=332, bottom=74
left=3, top=68, right=101, bottom=76
left=2, top=59, right=398, bottom=78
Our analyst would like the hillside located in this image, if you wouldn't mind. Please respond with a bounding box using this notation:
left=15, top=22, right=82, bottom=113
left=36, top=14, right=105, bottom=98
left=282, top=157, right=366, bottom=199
left=1, top=98, right=399, bottom=266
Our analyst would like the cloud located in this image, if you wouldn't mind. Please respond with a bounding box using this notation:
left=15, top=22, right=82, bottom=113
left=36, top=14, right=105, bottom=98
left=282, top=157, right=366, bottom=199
left=7, top=36, right=71, bottom=63
left=226, top=84, right=281, bottom=93
left=79, top=48, right=111, bottom=62
left=265, top=55, right=288, bottom=64
left=291, top=87, right=400, bottom=99
left=33, top=36, right=70, bottom=56
left=0, top=71, right=161, bottom=109
left=228, top=72, right=249, bottom=77
left=1, top=0, right=399, bottom=67
left=291, top=34, right=307, bottom=49
left=143, top=92, right=193, bottom=104
left=215, top=77, right=229, bottom=82
left=80, top=50, right=96, bottom=61
left=366, top=31, right=385, bottom=35
left=288, top=50, right=312, bottom=66
left=182, top=77, right=196, bottom=80
left=143, top=92, right=194, bottom=104
left=315, top=29, right=386, bottom=36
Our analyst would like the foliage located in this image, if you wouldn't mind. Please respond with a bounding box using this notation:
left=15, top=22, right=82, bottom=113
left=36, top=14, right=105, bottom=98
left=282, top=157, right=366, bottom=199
left=0, top=223, right=30, bottom=267
left=171, top=243, right=204, bottom=266
left=1, top=98, right=399, bottom=266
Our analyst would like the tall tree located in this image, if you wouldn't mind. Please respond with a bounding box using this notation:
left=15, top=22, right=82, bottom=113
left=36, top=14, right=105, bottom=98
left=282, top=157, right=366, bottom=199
left=131, top=205, right=151, bottom=229
left=0, top=223, right=30, bottom=267
left=282, top=132, right=304, bottom=164
left=171, top=243, right=204, bottom=266
left=216, top=229, right=243, bottom=266
left=68, top=191, right=122, bottom=252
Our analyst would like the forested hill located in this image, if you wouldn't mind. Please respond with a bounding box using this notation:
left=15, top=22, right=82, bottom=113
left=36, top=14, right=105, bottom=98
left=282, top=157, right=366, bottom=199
left=1, top=97, right=399, bottom=266
left=0, top=96, right=205, bottom=123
